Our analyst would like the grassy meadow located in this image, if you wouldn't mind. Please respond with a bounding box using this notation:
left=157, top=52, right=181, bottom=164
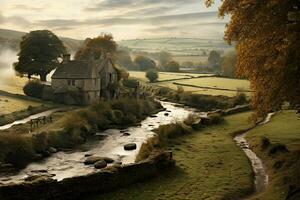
left=246, top=110, right=300, bottom=200
left=129, top=71, right=251, bottom=97
left=0, top=95, right=42, bottom=115
left=0, top=76, right=28, bottom=94
left=129, top=71, right=213, bottom=82
left=88, top=112, right=255, bottom=200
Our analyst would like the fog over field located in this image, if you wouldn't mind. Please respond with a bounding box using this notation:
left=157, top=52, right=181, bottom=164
left=0, top=48, right=17, bottom=84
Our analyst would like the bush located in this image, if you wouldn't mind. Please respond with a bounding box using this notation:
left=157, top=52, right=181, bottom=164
left=146, top=69, right=159, bottom=83
left=23, top=80, right=44, bottom=98
left=134, top=55, right=156, bottom=71
left=0, top=134, right=35, bottom=168
left=261, top=137, right=271, bottom=150
left=155, top=123, right=192, bottom=142
left=163, top=61, right=180, bottom=72
left=123, top=79, right=139, bottom=88
left=268, top=143, right=289, bottom=155
left=209, top=113, right=224, bottom=124
left=233, top=92, right=248, bottom=106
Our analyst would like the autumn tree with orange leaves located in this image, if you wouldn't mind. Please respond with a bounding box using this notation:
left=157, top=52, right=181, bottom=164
left=75, top=34, right=117, bottom=60
left=206, top=0, right=300, bottom=119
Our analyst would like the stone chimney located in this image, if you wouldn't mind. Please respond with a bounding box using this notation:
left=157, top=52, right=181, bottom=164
left=63, top=54, right=71, bottom=63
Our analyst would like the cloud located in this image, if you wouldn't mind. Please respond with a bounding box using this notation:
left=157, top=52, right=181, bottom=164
left=85, top=0, right=199, bottom=11
left=0, top=11, right=32, bottom=28
left=84, top=0, right=200, bottom=18
left=36, top=11, right=219, bottom=29
left=11, top=4, right=45, bottom=12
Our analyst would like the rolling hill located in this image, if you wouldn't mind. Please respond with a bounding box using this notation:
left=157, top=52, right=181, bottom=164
left=0, top=29, right=83, bottom=53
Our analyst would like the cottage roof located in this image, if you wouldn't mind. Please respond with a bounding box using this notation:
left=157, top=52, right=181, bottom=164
left=52, top=56, right=117, bottom=79
left=52, top=60, right=93, bottom=79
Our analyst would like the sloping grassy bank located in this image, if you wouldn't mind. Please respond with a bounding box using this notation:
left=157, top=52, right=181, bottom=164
left=0, top=98, right=163, bottom=169
left=87, top=112, right=255, bottom=200
left=0, top=104, right=57, bottom=126
left=246, top=110, right=300, bottom=200
left=140, top=83, right=248, bottom=111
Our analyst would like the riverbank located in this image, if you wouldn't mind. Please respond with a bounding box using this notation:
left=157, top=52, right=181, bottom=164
left=246, top=110, right=300, bottom=200
left=0, top=98, right=163, bottom=170
left=0, top=90, right=58, bottom=126
left=87, top=111, right=255, bottom=200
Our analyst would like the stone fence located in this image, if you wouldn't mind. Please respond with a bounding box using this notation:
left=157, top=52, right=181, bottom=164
left=0, top=151, right=174, bottom=200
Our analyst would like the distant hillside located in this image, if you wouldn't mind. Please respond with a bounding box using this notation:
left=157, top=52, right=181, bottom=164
left=0, top=29, right=83, bottom=53
left=118, top=38, right=234, bottom=56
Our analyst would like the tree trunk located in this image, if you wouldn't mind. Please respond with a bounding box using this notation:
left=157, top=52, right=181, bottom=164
left=40, top=74, right=47, bottom=82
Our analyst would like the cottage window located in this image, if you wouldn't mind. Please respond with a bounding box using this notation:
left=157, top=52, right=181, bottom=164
left=72, top=80, right=76, bottom=86
left=109, top=74, right=112, bottom=82
left=67, top=80, right=71, bottom=85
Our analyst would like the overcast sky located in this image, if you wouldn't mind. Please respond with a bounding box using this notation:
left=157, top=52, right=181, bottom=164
left=0, top=0, right=226, bottom=40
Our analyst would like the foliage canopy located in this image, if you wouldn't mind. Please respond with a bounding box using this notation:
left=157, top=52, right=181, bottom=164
left=75, top=34, right=117, bottom=60
left=206, top=0, right=300, bottom=118
left=14, top=30, right=66, bottom=81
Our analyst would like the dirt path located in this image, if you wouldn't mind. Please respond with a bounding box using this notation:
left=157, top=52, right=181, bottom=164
left=0, top=108, right=65, bottom=130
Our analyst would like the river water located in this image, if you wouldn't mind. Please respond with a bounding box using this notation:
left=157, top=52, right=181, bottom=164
left=234, top=113, right=274, bottom=196
left=0, top=101, right=201, bottom=184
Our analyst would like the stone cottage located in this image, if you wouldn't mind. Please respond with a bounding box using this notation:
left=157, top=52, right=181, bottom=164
left=51, top=53, right=119, bottom=105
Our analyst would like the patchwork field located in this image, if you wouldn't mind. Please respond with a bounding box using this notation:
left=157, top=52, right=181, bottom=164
left=129, top=71, right=251, bottom=97
left=129, top=71, right=213, bottom=82
left=119, top=38, right=233, bottom=55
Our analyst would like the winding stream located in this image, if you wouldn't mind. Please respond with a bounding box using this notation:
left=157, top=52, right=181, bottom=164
left=0, top=101, right=202, bottom=184
left=0, top=102, right=273, bottom=199
left=234, top=113, right=274, bottom=197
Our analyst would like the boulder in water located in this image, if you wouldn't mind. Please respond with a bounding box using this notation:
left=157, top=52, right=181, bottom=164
left=94, top=160, right=107, bottom=169
left=48, top=147, right=58, bottom=154
left=124, top=143, right=137, bottom=151
left=122, top=132, right=131, bottom=136
left=84, top=156, right=103, bottom=165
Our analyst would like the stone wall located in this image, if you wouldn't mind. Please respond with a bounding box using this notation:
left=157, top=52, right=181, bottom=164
left=0, top=151, right=174, bottom=200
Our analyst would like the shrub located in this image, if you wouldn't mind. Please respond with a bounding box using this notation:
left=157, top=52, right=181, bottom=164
left=123, top=79, right=139, bottom=88
left=261, top=137, right=271, bottom=150
left=209, top=113, right=224, bottom=124
left=268, top=143, right=289, bottom=155
left=146, top=69, right=159, bottom=83
left=134, top=55, right=156, bottom=71
left=155, top=123, right=192, bottom=143
left=32, top=132, right=48, bottom=153
left=163, top=61, right=180, bottom=72
left=0, top=134, right=35, bottom=168
left=233, top=92, right=248, bottom=106
left=23, top=80, right=44, bottom=98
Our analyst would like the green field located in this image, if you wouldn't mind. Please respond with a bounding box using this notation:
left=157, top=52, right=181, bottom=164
left=0, top=76, right=28, bottom=94
left=129, top=71, right=213, bottom=82
left=246, top=110, right=300, bottom=200
left=129, top=71, right=251, bottom=97
left=0, top=95, right=42, bottom=115
left=120, top=38, right=234, bottom=65
left=119, top=38, right=233, bottom=55
left=88, top=112, right=255, bottom=200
